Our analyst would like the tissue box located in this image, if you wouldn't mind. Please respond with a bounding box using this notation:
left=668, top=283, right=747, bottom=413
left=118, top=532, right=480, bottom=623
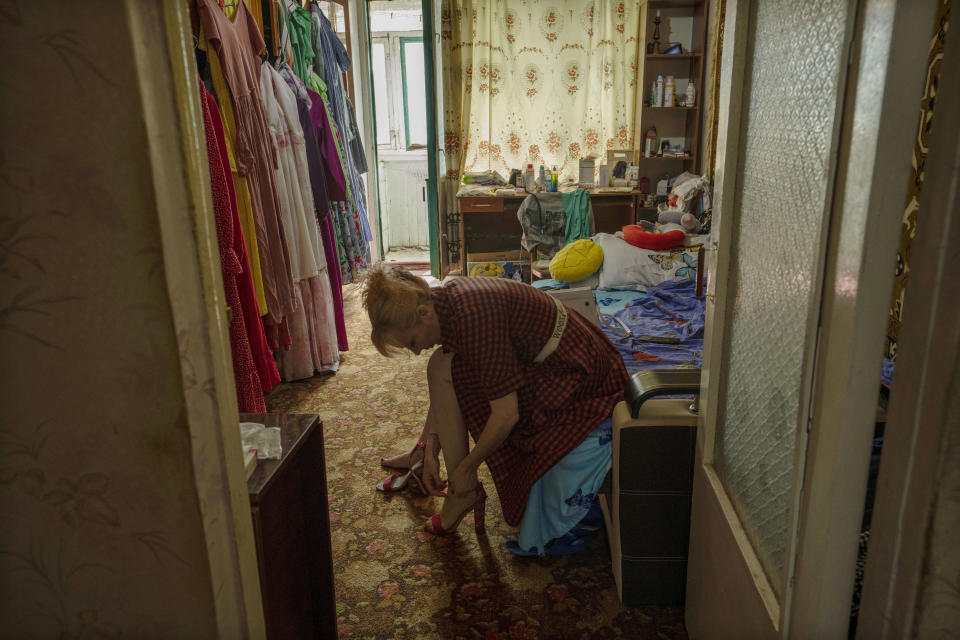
left=579, top=158, right=596, bottom=185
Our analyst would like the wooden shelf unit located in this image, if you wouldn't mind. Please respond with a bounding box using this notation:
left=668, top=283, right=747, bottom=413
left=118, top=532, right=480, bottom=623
left=638, top=0, right=708, bottom=182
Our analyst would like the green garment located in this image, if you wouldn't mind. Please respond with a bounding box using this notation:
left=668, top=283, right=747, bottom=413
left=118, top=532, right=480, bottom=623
left=563, top=188, right=592, bottom=244
left=288, top=8, right=315, bottom=83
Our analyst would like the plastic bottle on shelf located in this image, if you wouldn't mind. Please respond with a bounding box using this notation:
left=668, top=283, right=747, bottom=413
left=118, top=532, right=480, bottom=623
left=655, top=75, right=664, bottom=107
left=525, top=163, right=535, bottom=192
left=551, top=166, right=559, bottom=192
left=539, top=165, right=546, bottom=191
left=686, top=81, right=696, bottom=108
left=664, top=75, right=675, bottom=107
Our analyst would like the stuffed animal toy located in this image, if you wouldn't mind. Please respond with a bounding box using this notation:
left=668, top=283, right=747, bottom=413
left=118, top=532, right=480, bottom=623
left=657, top=208, right=699, bottom=231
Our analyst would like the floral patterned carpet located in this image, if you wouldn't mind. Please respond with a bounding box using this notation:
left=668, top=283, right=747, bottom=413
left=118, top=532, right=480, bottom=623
left=265, top=284, right=688, bottom=640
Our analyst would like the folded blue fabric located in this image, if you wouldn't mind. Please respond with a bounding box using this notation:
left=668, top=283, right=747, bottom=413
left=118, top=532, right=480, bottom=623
left=505, top=530, right=592, bottom=557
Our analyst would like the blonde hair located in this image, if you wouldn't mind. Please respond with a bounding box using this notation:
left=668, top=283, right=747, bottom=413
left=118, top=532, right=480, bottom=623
left=362, top=264, right=433, bottom=356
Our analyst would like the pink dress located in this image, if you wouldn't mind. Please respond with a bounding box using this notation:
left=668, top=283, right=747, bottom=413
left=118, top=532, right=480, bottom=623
left=196, top=0, right=296, bottom=324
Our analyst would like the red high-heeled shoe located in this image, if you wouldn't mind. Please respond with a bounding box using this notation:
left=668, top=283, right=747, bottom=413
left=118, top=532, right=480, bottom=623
left=380, top=440, right=425, bottom=471
left=425, top=482, right=486, bottom=535
left=376, top=461, right=426, bottom=494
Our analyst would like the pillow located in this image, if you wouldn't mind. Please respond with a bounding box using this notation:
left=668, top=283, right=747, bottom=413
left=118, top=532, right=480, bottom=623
left=593, top=233, right=700, bottom=289
left=549, top=238, right=604, bottom=282
left=622, top=225, right=686, bottom=250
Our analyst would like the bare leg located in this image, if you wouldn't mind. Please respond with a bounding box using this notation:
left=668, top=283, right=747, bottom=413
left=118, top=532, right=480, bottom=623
left=380, top=417, right=428, bottom=470
left=426, top=350, right=479, bottom=527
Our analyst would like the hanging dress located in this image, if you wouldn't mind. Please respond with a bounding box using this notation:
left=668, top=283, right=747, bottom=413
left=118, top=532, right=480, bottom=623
left=197, top=32, right=269, bottom=316
left=307, top=79, right=369, bottom=284
left=196, top=0, right=297, bottom=323
left=309, top=4, right=373, bottom=282
left=199, top=77, right=267, bottom=412
left=260, top=62, right=340, bottom=379
left=205, top=79, right=282, bottom=393
left=279, top=65, right=349, bottom=351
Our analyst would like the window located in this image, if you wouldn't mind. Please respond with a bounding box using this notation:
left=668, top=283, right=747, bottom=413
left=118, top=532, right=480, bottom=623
left=371, top=32, right=426, bottom=151
left=400, top=38, right=426, bottom=149
left=371, top=42, right=391, bottom=146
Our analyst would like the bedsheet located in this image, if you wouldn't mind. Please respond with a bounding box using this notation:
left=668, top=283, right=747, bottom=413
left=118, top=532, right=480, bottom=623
left=595, top=279, right=704, bottom=376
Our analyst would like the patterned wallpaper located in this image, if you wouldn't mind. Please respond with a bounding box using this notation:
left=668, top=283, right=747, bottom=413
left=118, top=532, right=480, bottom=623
left=0, top=2, right=220, bottom=636
left=885, top=0, right=951, bottom=361
left=914, top=368, right=960, bottom=635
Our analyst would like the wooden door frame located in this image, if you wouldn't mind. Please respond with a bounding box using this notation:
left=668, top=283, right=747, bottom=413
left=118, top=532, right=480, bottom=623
left=688, top=0, right=939, bottom=636
left=856, top=16, right=960, bottom=637
left=788, top=0, right=939, bottom=635
left=128, top=1, right=267, bottom=635
left=421, top=0, right=441, bottom=276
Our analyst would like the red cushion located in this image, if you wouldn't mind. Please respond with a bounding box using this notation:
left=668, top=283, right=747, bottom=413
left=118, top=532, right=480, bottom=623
left=622, top=225, right=686, bottom=250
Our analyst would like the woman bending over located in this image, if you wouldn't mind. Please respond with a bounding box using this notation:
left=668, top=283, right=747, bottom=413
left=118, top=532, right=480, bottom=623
left=363, top=266, right=626, bottom=554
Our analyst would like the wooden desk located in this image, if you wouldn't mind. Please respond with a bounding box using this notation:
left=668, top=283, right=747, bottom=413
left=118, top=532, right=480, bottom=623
left=242, top=413, right=337, bottom=639
left=457, top=191, right=653, bottom=275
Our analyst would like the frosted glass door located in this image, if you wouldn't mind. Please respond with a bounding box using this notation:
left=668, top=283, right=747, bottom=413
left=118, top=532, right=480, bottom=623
left=713, top=0, right=851, bottom=597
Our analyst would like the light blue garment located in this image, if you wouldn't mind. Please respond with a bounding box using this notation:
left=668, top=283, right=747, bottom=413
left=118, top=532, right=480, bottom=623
left=516, top=417, right=613, bottom=555
left=311, top=5, right=372, bottom=242
left=530, top=278, right=569, bottom=290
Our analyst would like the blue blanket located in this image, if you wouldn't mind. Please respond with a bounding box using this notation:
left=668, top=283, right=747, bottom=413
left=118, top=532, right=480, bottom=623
left=596, top=279, right=704, bottom=375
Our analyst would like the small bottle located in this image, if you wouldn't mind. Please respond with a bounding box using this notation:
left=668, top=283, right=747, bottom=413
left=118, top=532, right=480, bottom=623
left=650, top=80, right=658, bottom=107
left=655, top=75, right=664, bottom=107
left=686, top=80, right=696, bottom=108
left=664, top=75, right=675, bottom=107
left=551, top=166, right=559, bottom=192
left=525, top=163, right=535, bottom=192
left=539, top=165, right=546, bottom=191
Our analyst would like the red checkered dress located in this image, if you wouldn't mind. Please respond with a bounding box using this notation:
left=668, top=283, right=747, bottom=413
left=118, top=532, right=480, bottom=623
left=432, top=277, right=627, bottom=526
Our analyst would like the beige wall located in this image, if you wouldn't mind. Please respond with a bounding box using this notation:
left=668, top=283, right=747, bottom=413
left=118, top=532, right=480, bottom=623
left=0, top=2, right=249, bottom=636
left=913, top=373, right=960, bottom=636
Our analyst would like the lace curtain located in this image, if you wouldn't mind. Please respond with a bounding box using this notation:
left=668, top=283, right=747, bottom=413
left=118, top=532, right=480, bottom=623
left=440, top=0, right=641, bottom=181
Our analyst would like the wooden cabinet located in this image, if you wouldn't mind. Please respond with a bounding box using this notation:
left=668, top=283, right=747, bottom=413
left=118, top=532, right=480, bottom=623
left=637, top=0, right=708, bottom=189
left=243, top=413, right=337, bottom=640
left=456, top=191, right=648, bottom=275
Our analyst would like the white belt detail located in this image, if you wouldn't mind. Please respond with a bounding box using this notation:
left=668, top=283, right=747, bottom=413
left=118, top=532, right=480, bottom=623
left=534, top=296, right=568, bottom=364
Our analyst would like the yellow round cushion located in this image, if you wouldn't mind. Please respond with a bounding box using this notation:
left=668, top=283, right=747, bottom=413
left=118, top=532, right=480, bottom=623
left=549, top=238, right=604, bottom=282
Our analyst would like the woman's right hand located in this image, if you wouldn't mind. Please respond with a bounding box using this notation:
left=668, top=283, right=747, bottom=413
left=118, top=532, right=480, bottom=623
left=421, top=432, right=447, bottom=497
